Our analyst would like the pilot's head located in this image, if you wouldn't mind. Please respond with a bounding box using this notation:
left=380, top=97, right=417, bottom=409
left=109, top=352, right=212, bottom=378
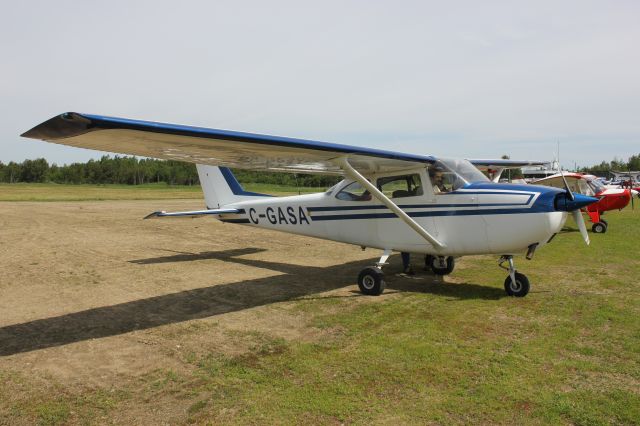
left=429, top=166, right=445, bottom=182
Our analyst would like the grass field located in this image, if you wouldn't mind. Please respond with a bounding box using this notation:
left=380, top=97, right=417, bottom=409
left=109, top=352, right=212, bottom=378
left=0, top=185, right=638, bottom=425
left=0, top=182, right=327, bottom=201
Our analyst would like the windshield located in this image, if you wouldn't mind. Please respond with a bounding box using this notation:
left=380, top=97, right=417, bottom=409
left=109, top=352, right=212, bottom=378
left=437, top=158, right=490, bottom=185
left=588, top=178, right=605, bottom=194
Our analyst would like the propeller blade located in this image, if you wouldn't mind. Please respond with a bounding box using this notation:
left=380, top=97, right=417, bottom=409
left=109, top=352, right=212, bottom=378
left=572, top=209, right=590, bottom=245
left=560, top=169, right=575, bottom=201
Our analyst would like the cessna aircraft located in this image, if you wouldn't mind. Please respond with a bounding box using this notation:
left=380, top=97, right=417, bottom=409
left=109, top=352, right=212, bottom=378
left=22, top=113, right=599, bottom=297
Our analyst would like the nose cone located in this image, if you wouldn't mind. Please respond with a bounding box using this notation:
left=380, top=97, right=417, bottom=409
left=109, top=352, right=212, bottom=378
left=555, top=192, right=599, bottom=211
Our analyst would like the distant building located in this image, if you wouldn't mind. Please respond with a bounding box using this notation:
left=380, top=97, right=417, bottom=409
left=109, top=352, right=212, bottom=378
left=610, top=171, right=640, bottom=183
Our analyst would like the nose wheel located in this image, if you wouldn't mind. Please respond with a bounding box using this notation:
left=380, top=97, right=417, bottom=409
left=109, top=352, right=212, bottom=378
left=499, top=256, right=530, bottom=297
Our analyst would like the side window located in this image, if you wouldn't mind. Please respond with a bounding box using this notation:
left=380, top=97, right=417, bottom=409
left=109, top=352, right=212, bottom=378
left=336, top=181, right=371, bottom=201
left=429, top=168, right=459, bottom=193
left=377, top=174, right=423, bottom=198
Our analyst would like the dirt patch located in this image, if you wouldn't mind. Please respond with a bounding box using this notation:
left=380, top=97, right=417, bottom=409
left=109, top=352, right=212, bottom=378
left=0, top=200, right=421, bottom=390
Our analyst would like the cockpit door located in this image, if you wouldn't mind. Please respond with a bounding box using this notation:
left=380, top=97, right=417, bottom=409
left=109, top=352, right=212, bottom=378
left=374, top=168, right=438, bottom=251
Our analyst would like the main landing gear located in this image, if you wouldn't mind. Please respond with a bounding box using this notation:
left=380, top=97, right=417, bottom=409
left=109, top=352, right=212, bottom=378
left=592, top=221, right=607, bottom=234
left=357, top=249, right=391, bottom=296
left=356, top=251, right=458, bottom=296
left=587, top=210, right=607, bottom=234
left=499, top=255, right=530, bottom=297
left=424, top=255, right=455, bottom=275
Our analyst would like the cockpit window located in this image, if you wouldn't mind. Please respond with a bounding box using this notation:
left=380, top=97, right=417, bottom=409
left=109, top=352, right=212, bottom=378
left=588, top=179, right=604, bottom=194
left=578, top=179, right=594, bottom=196
left=437, top=158, right=490, bottom=184
left=377, top=174, right=423, bottom=198
left=336, top=181, right=371, bottom=201
left=325, top=183, right=339, bottom=195
left=428, top=158, right=489, bottom=194
left=428, top=167, right=458, bottom=193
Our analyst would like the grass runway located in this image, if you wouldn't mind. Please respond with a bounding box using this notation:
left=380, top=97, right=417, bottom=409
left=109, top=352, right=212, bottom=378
left=0, top=184, right=638, bottom=424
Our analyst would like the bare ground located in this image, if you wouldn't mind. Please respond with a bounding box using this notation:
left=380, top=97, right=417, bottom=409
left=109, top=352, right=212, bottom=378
left=0, top=199, right=439, bottom=423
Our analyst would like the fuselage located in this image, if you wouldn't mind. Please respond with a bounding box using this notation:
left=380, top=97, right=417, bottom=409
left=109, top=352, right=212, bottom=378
left=218, top=181, right=568, bottom=256
left=591, top=187, right=631, bottom=212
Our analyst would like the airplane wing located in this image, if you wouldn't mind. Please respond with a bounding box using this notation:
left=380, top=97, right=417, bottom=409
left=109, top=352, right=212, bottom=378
left=469, top=159, right=551, bottom=182
left=468, top=159, right=550, bottom=171
left=22, top=112, right=436, bottom=175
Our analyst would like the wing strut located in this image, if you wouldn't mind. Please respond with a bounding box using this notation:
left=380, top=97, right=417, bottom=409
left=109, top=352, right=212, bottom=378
left=336, top=157, right=445, bottom=250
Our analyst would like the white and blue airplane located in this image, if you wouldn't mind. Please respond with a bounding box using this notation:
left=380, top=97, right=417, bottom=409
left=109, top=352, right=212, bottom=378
left=22, top=113, right=598, bottom=297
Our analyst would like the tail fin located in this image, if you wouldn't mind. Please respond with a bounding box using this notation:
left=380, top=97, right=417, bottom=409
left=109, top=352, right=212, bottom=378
left=196, top=165, right=270, bottom=208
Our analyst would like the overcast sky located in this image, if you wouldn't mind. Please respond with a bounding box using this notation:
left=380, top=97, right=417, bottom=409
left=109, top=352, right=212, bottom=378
left=2, top=0, right=639, bottom=168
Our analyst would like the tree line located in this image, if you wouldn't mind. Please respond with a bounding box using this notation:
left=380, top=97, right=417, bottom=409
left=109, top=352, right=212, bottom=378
left=0, top=155, right=341, bottom=187
left=2, top=154, right=639, bottom=186
left=578, top=154, right=640, bottom=176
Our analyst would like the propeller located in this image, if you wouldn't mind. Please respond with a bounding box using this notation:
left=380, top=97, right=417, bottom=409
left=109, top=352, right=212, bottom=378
left=572, top=210, right=589, bottom=245
left=559, top=170, right=590, bottom=245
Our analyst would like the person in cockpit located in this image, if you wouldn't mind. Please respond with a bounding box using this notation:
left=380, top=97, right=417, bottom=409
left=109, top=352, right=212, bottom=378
left=429, top=167, right=449, bottom=193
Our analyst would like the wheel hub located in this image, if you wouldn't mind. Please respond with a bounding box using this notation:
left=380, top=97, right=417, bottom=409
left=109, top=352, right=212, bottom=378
left=362, top=275, right=375, bottom=290
left=510, top=280, right=522, bottom=292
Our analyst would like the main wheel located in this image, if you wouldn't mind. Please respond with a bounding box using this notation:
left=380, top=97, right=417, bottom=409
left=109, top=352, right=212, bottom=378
left=504, top=272, right=530, bottom=297
left=429, top=256, right=455, bottom=275
left=592, top=222, right=607, bottom=233
left=600, top=219, right=608, bottom=226
left=424, top=255, right=434, bottom=271
left=357, top=267, right=386, bottom=296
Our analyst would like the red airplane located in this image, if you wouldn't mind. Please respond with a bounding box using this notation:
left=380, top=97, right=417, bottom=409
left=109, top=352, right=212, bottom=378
left=532, top=173, right=632, bottom=233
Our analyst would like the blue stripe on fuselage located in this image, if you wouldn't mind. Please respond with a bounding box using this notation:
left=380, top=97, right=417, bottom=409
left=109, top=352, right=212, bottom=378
left=310, top=207, right=554, bottom=221
left=221, top=183, right=564, bottom=223
left=308, top=183, right=561, bottom=216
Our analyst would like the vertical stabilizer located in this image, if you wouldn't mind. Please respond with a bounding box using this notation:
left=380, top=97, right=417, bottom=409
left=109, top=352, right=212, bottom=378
left=196, top=165, right=270, bottom=208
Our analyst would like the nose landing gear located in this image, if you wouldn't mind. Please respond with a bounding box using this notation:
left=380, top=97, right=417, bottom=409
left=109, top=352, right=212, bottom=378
left=499, top=255, right=530, bottom=297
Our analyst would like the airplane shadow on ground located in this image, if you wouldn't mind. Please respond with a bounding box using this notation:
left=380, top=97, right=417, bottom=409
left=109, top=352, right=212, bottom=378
left=0, top=249, right=504, bottom=356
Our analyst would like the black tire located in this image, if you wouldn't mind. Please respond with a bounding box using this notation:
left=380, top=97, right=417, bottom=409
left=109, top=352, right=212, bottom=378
left=600, top=219, right=608, bottom=226
left=424, top=255, right=434, bottom=271
left=430, top=256, right=455, bottom=275
left=504, top=272, right=530, bottom=297
left=357, top=267, right=386, bottom=296
left=592, top=222, right=607, bottom=233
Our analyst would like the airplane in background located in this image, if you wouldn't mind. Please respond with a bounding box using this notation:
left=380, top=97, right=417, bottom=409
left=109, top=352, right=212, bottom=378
left=607, top=171, right=640, bottom=197
left=22, top=112, right=599, bottom=297
left=532, top=173, right=632, bottom=234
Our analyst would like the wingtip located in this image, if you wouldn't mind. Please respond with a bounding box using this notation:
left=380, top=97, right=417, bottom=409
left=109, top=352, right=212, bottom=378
left=143, top=211, right=165, bottom=219
left=21, top=112, right=92, bottom=140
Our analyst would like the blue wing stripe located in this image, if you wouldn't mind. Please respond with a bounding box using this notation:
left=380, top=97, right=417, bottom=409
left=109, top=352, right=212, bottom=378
left=22, top=112, right=437, bottom=165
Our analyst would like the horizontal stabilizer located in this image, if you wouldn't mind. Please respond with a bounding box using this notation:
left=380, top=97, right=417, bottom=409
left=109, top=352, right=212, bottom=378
left=144, top=208, right=241, bottom=219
